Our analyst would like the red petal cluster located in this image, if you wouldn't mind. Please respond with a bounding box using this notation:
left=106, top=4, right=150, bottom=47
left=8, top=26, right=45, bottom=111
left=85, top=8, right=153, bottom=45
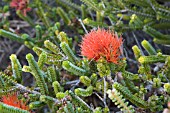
left=10, top=0, right=31, bottom=16
left=80, top=28, right=123, bottom=64
left=1, top=92, right=29, bottom=111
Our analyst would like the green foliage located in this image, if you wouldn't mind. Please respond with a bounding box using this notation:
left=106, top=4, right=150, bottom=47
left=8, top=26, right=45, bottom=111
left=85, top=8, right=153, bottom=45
left=40, top=95, right=54, bottom=103
left=52, top=81, right=62, bottom=95
left=56, top=0, right=81, bottom=11
left=90, top=73, right=98, bottom=86
left=56, top=7, right=71, bottom=25
left=33, top=46, right=63, bottom=67
left=95, top=79, right=109, bottom=92
left=141, top=40, right=157, bottom=55
left=129, top=14, right=143, bottom=29
left=148, top=95, right=164, bottom=112
left=93, top=107, right=109, bottom=113
left=121, top=71, right=139, bottom=80
left=113, top=82, right=148, bottom=108
left=68, top=90, right=92, bottom=111
left=81, top=0, right=100, bottom=11
left=1, top=0, right=170, bottom=112
left=35, top=25, right=42, bottom=40
left=0, top=29, right=32, bottom=43
left=63, top=101, right=75, bottom=113
left=80, top=76, right=91, bottom=86
left=123, top=79, right=139, bottom=94
left=97, top=59, right=111, bottom=77
left=38, top=52, right=47, bottom=70
left=24, top=53, right=49, bottom=95
left=29, top=101, right=45, bottom=110
left=60, top=42, right=79, bottom=63
left=47, top=66, right=58, bottom=83
left=57, top=32, right=70, bottom=43
left=10, top=54, right=22, bottom=82
left=36, top=3, right=50, bottom=28
left=0, top=75, right=5, bottom=88
left=83, top=18, right=108, bottom=27
left=44, top=40, right=60, bottom=54
left=16, top=10, right=34, bottom=27
left=143, top=26, right=170, bottom=45
left=153, top=78, right=161, bottom=88
left=62, top=61, right=87, bottom=76
left=132, top=45, right=142, bottom=59
left=0, top=102, right=29, bottom=113
left=164, top=83, right=170, bottom=94
left=0, top=72, right=16, bottom=86
left=56, top=92, right=66, bottom=99
left=138, top=53, right=167, bottom=64
left=107, top=89, right=134, bottom=113
left=75, top=86, right=93, bottom=97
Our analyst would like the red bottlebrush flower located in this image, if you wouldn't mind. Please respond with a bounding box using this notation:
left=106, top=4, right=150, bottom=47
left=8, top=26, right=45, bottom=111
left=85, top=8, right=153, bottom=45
left=80, top=28, right=123, bottom=64
left=10, top=0, right=31, bottom=16
left=1, top=92, right=29, bottom=111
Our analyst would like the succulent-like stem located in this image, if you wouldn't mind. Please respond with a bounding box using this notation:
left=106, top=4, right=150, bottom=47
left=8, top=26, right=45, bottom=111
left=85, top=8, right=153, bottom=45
left=10, top=54, right=22, bottom=82
left=0, top=102, right=29, bottom=113
left=62, top=61, right=87, bottom=76
left=25, top=53, right=49, bottom=95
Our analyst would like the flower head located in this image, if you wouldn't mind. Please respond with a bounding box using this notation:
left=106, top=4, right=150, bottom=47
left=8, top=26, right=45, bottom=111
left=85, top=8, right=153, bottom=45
left=1, top=92, right=29, bottom=111
left=10, top=0, right=31, bottom=16
left=80, top=28, right=123, bottom=64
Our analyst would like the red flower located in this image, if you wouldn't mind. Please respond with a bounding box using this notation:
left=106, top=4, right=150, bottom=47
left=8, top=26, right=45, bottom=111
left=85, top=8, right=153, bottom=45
left=10, top=0, right=31, bottom=16
left=1, top=92, right=29, bottom=111
left=80, top=28, right=123, bottom=64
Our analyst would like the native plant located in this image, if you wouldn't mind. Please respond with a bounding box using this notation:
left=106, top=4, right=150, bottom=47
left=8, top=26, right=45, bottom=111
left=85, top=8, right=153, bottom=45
left=0, top=0, right=170, bottom=113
